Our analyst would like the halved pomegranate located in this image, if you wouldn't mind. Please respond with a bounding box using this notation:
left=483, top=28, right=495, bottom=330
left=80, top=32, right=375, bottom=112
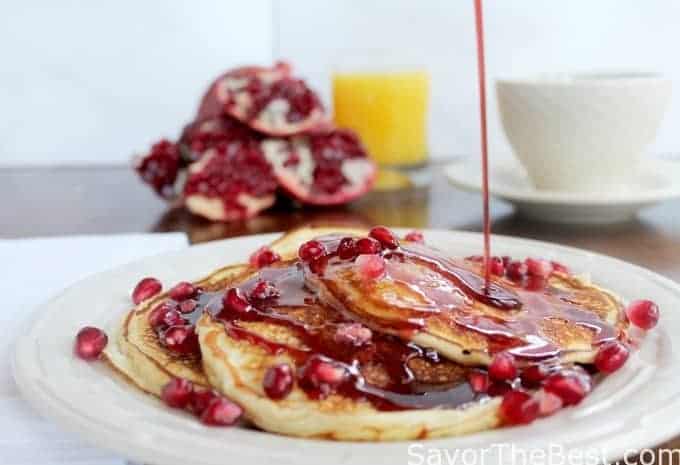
left=183, top=140, right=277, bottom=222
left=134, top=139, right=181, bottom=199
left=261, top=128, right=377, bottom=206
left=196, top=62, right=328, bottom=136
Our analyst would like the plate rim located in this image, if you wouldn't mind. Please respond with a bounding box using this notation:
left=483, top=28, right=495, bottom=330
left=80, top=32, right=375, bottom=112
left=12, top=230, right=680, bottom=465
left=445, top=157, right=680, bottom=205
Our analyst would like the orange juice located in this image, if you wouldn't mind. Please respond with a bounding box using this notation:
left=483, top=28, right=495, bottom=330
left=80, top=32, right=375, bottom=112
left=332, top=71, right=429, bottom=167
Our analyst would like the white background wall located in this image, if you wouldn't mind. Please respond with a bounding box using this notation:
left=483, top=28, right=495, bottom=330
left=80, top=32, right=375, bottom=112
left=1, top=0, right=679, bottom=165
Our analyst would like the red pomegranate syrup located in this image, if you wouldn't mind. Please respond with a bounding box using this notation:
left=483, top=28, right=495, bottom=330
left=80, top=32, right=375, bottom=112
left=474, top=0, right=492, bottom=286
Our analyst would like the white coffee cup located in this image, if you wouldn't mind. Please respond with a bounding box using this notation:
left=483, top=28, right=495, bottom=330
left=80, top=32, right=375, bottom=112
left=496, top=73, right=671, bottom=192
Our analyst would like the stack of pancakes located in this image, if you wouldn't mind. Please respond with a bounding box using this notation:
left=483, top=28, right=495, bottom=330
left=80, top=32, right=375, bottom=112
left=104, top=226, right=626, bottom=441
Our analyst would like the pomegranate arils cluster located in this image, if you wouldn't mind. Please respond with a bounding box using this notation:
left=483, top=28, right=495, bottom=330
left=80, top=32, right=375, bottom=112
left=135, top=62, right=376, bottom=221
left=183, top=141, right=277, bottom=222
left=161, top=377, right=243, bottom=426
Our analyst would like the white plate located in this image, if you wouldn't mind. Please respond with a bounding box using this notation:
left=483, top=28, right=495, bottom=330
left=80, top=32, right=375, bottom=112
left=445, top=158, right=680, bottom=224
left=13, top=231, right=680, bottom=465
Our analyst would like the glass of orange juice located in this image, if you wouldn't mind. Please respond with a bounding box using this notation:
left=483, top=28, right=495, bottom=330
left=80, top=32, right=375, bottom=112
left=333, top=70, right=430, bottom=168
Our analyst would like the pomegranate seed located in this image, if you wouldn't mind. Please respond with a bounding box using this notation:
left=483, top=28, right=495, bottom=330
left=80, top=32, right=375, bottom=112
left=161, top=377, right=193, bottom=408
left=486, top=257, right=505, bottom=276
left=487, top=381, right=512, bottom=397
left=625, top=299, right=659, bottom=330
left=161, top=309, right=186, bottom=327
left=594, top=340, right=630, bottom=373
left=148, top=302, right=179, bottom=329
left=356, top=237, right=382, bottom=255
left=521, top=364, right=549, bottom=387
left=178, top=299, right=198, bottom=314
left=535, top=389, right=563, bottom=417
left=189, top=388, right=218, bottom=415
left=525, top=258, right=553, bottom=278
left=132, top=277, right=162, bottom=305
left=488, top=352, right=518, bottom=381
left=524, top=276, right=547, bottom=291
left=169, top=282, right=196, bottom=301
left=298, top=240, right=326, bottom=262
left=249, top=246, right=280, bottom=269
left=500, top=390, right=540, bottom=425
left=501, top=256, right=512, bottom=267
left=468, top=370, right=490, bottom=393
left=200, top=397, right=243, bottom=426
left=356, top=254, right=386, bottom=280
left=263, top=363, right=294, bottom=400
left=223, top=288, right=251, bottom=313
left=308, top=255, right=328, bottom=276
left=404, top=231, right=424, bottom=243
left=369, top=226, right=399, bottom=249
left=300, top=357, right=347, bottom=389
left=162, top=325, right=200, bottom=354
left=333, top=323, right=372, bottom=346
left=74, top=326, right=108, bottom=360
left=543, top=373, right=590, bottom=406
left=250, top=280, right=280, bottom=301
left=506, top=261, right=528, bottom=281
left=551, top=261, right=570, bottom=274
left=337, top=237, right=358, bottom=260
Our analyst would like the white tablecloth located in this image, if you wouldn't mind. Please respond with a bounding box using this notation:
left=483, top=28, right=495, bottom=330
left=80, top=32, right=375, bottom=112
left=1, top=233, right=188, bottom=465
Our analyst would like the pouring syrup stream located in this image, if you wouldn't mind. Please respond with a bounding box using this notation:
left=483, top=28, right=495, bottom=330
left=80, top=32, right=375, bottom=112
left=474, top=0, right=491, bottom=286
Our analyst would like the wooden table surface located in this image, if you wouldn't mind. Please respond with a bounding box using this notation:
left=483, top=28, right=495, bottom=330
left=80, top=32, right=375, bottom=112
left=2, top=162, right=680, bottom=462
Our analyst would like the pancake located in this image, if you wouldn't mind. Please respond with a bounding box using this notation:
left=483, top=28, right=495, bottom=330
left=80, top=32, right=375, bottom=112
left=196, top=260, right=501, bottom=441
left=103, top=226, right=366, bottom=397
left=104, top=225, right=628, bottom=440
left=309, top=236, right=628, bottom=367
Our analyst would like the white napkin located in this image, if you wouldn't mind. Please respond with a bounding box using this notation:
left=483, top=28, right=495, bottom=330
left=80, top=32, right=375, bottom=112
left=0, top=233, right=189, bottom=465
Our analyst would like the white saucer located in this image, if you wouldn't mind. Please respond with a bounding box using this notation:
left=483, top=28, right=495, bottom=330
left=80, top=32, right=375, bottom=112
left=445, top=157, right=680, bottom=224
left=12, top=231, right=680, bottom=465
